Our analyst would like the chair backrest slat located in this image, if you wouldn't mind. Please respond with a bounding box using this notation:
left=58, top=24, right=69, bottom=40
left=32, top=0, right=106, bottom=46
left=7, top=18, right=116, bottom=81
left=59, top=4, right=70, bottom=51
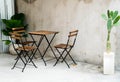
left=12, top=27, right=24, bottom=31
left=68, top=34, right=77, bottom=37
left=12, top=30, right=26, bottom=33
left=69, top=30, right=78, bottom=37
left=67, top=30, right=78, bottom=47
left=10, top=32, right=23, bottom=37
left=10, top=27, right=26, bottom=41
left=70, top=30, right=78, bottom=33
left=12, top=27, right=25, bottom=34
left=11, top=36, right=21, bottom=40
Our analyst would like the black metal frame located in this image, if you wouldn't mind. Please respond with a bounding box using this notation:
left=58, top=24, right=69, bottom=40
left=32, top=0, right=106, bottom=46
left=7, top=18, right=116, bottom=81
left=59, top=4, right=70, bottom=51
left=10, top=36, right=37, bottom=72
left=10, top=28, right=37, bottom=72
left=53, top=30, right=78, bottom=68
left=29, top=32, right=58, bottom=66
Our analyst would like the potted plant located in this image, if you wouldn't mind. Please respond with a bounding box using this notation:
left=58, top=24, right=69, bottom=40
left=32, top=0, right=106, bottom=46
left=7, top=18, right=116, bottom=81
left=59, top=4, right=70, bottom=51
left=1, top=13, right=28, bottom=55
left=1, top=13, right=27, bottom=45
left=102, top=10, right=120, bottom=74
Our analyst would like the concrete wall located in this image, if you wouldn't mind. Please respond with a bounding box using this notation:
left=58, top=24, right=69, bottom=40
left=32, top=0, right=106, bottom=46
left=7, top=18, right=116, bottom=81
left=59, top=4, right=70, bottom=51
left=17, top=0, right=120, bottom=66
left=109, top=0, right=120, bottom=70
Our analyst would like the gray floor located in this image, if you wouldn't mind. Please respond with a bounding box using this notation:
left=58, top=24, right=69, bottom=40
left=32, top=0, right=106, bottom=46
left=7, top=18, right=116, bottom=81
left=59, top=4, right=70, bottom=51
left=0, top=53, right=120, bottom=82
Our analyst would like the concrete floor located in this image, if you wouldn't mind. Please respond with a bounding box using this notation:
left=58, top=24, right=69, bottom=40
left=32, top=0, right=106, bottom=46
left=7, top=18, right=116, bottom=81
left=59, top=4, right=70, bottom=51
left=0, top=53, right=120, bottom=82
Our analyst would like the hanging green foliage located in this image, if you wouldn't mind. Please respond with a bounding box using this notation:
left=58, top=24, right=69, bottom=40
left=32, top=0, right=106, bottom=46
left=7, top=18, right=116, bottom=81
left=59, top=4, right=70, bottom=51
left=1, top=13, right=27, bottom=45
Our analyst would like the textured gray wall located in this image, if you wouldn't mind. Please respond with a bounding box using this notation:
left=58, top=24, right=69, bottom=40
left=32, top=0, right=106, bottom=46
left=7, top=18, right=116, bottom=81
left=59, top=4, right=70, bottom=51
left=109, top=0, right=120, bottom=70
left=17, top=0, right=120, bottom=67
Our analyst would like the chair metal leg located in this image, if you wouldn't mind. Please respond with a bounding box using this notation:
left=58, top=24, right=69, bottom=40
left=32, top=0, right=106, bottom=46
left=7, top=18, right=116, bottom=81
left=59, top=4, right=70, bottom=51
left=63, top=49, right=77, bottom=65
left=53, top=49, right=65, bottom=66
left=68, top=53, right=77, bottom=65
left=21, top=52, right=37, bottom=72
left=12, top=51, right=26, bottom=70
left=61, top=48, right=72, bottom=62
left=22, top=62, right=27, bottom=72
left=12, top=55, right=19, bottom=69
left=25, top=51, right=37, bottom=68
left=54, top=48, right=70, bottom=68
left=14, top=56, right=19, bottom=60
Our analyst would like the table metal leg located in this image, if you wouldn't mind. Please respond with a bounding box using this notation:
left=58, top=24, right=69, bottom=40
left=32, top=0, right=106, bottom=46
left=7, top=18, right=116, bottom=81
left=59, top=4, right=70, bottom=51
left=29, top=32, right=58, bottom=66
left=42, top=34, right=57, bottom=60
left=30, top=34, right=46, bottom=66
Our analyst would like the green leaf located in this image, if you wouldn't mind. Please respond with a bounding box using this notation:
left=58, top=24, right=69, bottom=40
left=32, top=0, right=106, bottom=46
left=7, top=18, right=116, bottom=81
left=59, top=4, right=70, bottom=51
left=113, top=16, right=120, bottom=24
left=5, top=40, right=11, bottom=45
left=110, top=11, right=113, bottom=18
left=107, top=10, right=110, bottom=18
left=2, top=40, right=11, bottom=45
left=2, top=19, right=23, bottom=28
left=101, top=14, right=107, bottom=20
left=11, top=13, right=25, bottom=21
left=2, top=29, right=11, bottom=36
left=107, top=18, right=112, bottom=31
left=112, top=11, right=118, bottom=20
left=11, top=13, right=25, bottom=25
left=113, top=21, right=120, bottom=26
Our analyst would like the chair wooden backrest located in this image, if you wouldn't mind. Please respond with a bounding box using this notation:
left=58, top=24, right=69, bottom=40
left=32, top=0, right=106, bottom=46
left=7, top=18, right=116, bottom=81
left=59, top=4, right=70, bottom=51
left=10, top=27, right=37, bottom=51
left=10, top=27, right=25, bottom=38
left=10, top=27, right=26, bottom=41
left=10, top=27, right=26, bottom=50
left=66, top=30, right=78, bottom=47
left=11, top=27, right=29, bottom=41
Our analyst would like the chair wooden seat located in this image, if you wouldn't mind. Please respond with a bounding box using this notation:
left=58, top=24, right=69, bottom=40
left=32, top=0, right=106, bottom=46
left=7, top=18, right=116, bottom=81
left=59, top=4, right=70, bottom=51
left=54, top=43, right=72, bottom=49
left=16, top=46, right=36, bottom=51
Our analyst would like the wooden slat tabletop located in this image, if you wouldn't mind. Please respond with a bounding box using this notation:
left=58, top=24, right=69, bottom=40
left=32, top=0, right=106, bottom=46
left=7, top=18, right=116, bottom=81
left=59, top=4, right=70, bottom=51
left=29, top=30, right=59, bottom=35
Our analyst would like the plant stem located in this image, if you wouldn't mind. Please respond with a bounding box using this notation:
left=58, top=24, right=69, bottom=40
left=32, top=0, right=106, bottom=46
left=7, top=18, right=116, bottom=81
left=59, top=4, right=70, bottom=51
left=106, top=31, right=111, bottom=53
left=107, top=31, right=110, bottom=41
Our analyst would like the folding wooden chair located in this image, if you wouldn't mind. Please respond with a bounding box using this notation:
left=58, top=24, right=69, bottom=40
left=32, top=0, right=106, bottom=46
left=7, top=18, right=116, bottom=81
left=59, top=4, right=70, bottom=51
left=10, top=27, right=37, bottom=72
left=53, top=30, right=78, bottom=68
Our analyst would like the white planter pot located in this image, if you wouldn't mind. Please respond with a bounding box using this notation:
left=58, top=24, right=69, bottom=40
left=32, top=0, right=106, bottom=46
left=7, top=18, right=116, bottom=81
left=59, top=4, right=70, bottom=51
left=103, top=52, right=115, bottom=74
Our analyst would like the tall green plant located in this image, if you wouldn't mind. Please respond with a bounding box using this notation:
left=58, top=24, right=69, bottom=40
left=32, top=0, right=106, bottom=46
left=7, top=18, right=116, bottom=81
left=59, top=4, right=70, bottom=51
left=102, top=10, right=120, bottom=52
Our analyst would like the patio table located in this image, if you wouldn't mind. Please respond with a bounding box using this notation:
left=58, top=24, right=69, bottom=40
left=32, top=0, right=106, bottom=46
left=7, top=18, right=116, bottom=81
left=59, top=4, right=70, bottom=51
left=29, top=30, right=59, bottom=66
